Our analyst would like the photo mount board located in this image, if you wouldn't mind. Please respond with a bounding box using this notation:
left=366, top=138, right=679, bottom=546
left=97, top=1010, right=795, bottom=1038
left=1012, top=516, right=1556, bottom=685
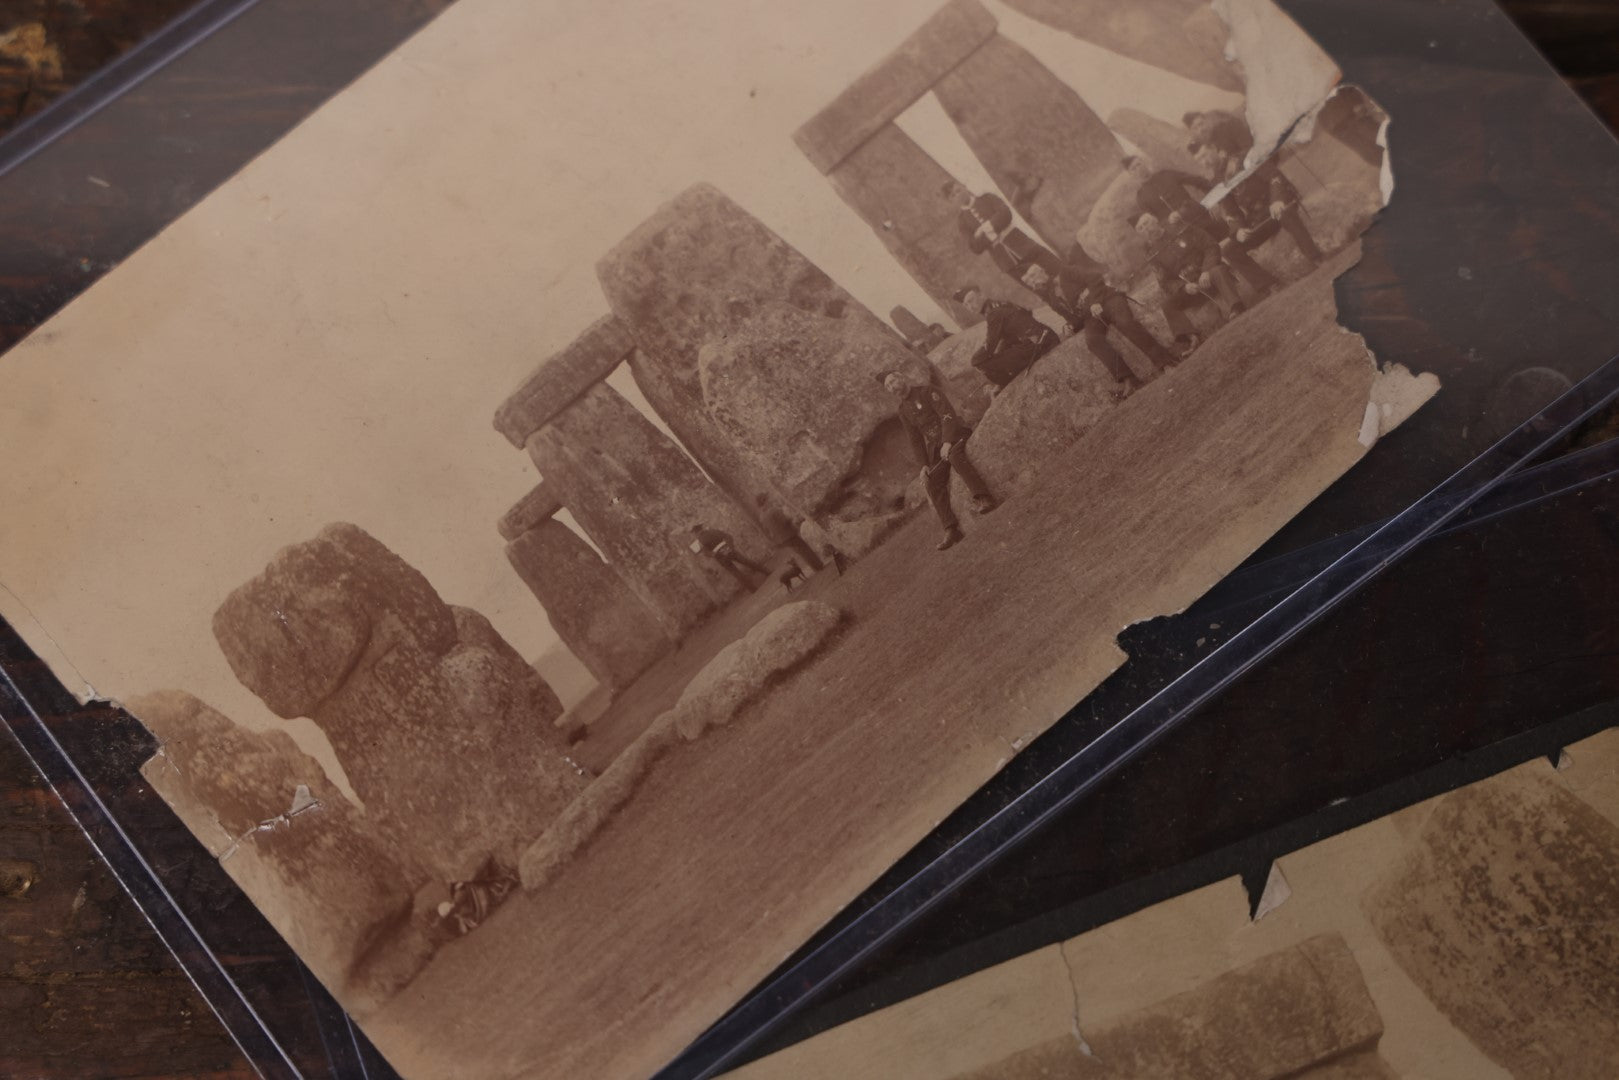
left=3, top=0, right=1619, bottom=1077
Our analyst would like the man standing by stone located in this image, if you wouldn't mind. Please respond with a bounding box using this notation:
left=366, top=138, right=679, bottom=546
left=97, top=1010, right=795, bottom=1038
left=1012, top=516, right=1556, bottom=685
left=954, top=184, right=1061, bottom=290
left=1127, top=155, right=1276, bottom=300
left=1162, top=210, right=1246, bottom=322
left=1231, top=160, right=1325, bottom=268
left=880, top=371, right=997, bottom=551
left=689, top=524, right=770, bottom=586
left=1049, top=260, right=1176, bottom=388
left=956, top=284, right=1059, bottom=390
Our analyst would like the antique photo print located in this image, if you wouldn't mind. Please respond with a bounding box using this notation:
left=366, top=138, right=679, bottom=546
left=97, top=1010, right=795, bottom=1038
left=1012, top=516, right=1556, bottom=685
left=0, top=1, right=1435, bottom=1076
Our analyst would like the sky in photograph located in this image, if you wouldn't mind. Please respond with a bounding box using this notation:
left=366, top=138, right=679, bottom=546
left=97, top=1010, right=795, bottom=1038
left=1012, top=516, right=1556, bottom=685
left=0, top=0, right=1281, bottom=768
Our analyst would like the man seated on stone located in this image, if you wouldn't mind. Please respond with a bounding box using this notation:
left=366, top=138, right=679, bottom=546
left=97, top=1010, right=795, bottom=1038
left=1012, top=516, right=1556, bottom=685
left=1049, top=259, right=1176, bottom=389
left=688, top=523, right=770, bottom=586
left=1127, top=155, right=1217, bottom=233
left=951, top=183, right=1062, bottom=291
left=1162, top=210, right=1246, bottom=323
left=1185, top=109, right=1254, bottom=181
left=1227, top=160, right=1325, bottom=270
left=1135, top=212, right=1213, bottom=356
left=878, top=369, right=998, bottom=551
left=956, top=284, right=1059, bottom=390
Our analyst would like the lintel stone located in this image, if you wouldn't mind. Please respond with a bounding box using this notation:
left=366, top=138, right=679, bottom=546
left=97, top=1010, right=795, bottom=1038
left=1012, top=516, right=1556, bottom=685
left=794, top=0, right=998, bottom=175
left=498, top=482, right=566, bottom=542
left=494, top=314, right=637, bottom=448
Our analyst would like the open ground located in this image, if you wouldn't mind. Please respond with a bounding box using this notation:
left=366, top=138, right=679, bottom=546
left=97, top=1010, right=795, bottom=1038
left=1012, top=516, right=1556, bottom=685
left=365, top=246, right=1405, bottom=1080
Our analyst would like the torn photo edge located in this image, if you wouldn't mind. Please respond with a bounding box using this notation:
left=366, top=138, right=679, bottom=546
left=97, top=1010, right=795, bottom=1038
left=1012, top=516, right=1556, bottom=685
left=657, top=350, right=1619, bottom=1079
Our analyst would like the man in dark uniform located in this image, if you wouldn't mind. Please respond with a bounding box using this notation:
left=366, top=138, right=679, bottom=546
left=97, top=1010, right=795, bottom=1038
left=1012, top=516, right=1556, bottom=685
left=689, top=524, right=770, bottom=586
left=879, top=370, right=998, bottom=551
left=1162, top=210, right=1245, bottom=321
left=1185, top=109, right=1254, bottom=181
left=1127, top=156, right=1217, bottom=234
left=1048, top=260, right=1176, bottom=387
left=1136, top=212, right=1207, bottom=354
left=1229, top=159, right=1324, bottom=266
left=957, top=284, right=1059, bottom=390
left=1127, top=155, right=1276, bottom=299
left=953, top=185, right=1062, bottom=290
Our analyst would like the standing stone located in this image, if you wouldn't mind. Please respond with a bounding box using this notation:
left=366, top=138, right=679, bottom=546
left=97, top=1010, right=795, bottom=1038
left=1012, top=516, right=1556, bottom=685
left=1107, top=107, right=1212, bottom=180
left=526, top=380, right=770, bottom=636
left=131, top=689, right=424, bottom=1004
left=1000, top=0, right=1244, bottom=94
left=1363, top=769, right=1619, bottom=1079
left=792, top=1, right=1040, bottom=324
left=507, top=518, right=672, bottom=690
left=1076, top=167, right=1152, bottom=277
left=825, top=124, right=1043, bottom=324
left=597, top=182, right=919, bottom=518
left=699, top=301, right=933, bottom=552
left=890, top=306, right=934, bottom=342
left=933, top=33, right=1126, bottom=249
left=213, top=523, right=584, bottom=884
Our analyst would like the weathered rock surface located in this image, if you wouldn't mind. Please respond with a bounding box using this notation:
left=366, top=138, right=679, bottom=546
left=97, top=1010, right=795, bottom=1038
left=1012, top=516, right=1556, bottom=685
left=526, top=380, right=768, bottom=636
left=1107, top=107, right=1210, bottom=180
left=826, top=124, right=1042, bottom=325
left=664, top=601, right=845, bottom=742
left=1075, top=168, right=1152, bottom=278
left=215, top=523, right=454, bottom=721
left=213, top=524, right=584, bottom=884
left=506, top=518, right=672, bottom=690
left=1001, top=0, right=1244, bottom=93
left=954, top=935, right=1392, bottom=1079
left=939, top=336, right=1121, bottom=500
left=493, top=315, right=636, bottom=448
left=132, top=689, right=422, bottom=1007
left=891, top=306, right=932, bottom=341
left=496, top=482, right=565, bottom=543
left=598, top=183, right=913, bottom=510
left=924, top=306, right=1073, bottom=434
left=1363, top=769, right=1619, bottom=1079
left=519, top=602, right=845, bottom=890
left=699, top=301, right=932, bottom=541
left=935, top=33, right=1126, bottom=249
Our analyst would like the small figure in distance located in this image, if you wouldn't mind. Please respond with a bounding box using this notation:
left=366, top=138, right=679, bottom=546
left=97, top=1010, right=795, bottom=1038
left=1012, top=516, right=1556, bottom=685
left=878, top=368, right=998, bottom=552
left=776, top=558, right=808, bottom=593
left=957, top=283, right=1060, bottom=391
left=689, top=523, right=770, bottom=587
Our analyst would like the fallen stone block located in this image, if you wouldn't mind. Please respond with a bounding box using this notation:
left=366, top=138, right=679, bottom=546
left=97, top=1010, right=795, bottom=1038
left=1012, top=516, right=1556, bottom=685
left=520, top=602, right=845, bottom=890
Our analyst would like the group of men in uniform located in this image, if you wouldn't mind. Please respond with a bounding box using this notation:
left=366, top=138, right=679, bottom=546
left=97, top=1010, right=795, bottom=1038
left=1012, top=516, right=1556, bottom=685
left=947, top=108, right=1329, bottom=391
left=687, top=114, right=1337, bottom=567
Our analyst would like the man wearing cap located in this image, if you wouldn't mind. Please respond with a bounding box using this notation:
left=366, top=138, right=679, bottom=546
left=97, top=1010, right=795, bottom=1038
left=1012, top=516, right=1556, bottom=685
left=957, top=284, right=1059, bottom=390
left=1048, top=260, right=1176, bottom=387
left=879, top=369, right=998, bottom=551
left=953, top=185, right=1062, bottom=291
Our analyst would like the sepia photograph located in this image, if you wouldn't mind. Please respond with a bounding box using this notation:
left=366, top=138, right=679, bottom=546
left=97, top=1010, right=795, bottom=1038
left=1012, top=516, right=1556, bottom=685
left=0, top=1, right=1440, bottom=1076
left=731, top=730, right=1619, bottom=1080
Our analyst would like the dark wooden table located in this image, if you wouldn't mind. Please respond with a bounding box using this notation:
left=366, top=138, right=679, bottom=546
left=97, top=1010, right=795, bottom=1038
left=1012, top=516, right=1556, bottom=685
left=2, top=2, right=1617, bottom=1077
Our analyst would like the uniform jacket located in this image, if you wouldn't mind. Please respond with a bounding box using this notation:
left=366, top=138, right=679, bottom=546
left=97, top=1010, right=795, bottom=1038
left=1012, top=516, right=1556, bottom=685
left=897, top=385, right=967, bottom=467
left=977, top=299, right=1053, bottom=360
left=1135, top=169, right=1212, bottom=220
